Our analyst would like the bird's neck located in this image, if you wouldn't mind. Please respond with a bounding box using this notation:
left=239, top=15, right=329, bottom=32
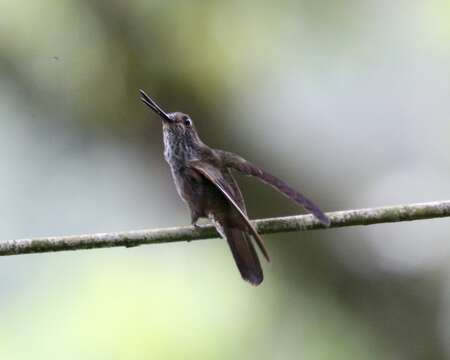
left=163, top=130, right=204, bottom=168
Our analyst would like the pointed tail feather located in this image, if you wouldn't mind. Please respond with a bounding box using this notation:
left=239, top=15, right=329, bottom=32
left=211, top=216, right=263, bottom=286
left=225, top=227, right=263, bottom=286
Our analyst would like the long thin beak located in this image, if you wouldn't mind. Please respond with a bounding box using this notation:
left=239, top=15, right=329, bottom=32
left=139, top=89, right=172, bottom=122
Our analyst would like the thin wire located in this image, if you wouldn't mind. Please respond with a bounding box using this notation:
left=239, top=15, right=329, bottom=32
left=0, top=200, right=449, bottom=256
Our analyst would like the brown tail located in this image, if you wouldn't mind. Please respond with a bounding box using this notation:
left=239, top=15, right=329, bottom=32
left=223, top=226, right=263, bottom=286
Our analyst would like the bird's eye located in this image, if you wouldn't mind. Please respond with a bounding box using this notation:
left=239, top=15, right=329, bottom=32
left=183, top=117, right=192, bottom=127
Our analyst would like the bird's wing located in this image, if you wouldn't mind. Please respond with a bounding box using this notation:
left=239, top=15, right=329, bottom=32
left=218, top=151, right=331, bottom=226
left=189, top=160, right=270, bottom=262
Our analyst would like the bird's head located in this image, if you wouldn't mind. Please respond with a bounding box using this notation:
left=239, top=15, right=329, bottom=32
left=139, top=89, right=198, bottom=140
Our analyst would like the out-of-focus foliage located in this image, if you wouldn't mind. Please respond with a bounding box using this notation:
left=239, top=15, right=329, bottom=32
left=0, top=1, right=450, bottom=359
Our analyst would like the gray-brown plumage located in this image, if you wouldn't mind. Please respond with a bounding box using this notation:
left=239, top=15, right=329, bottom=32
left=140, top=89, right=330, bottom=286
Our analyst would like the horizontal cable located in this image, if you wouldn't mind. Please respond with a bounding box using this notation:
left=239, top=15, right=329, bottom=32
left=1, top=200, right=449, bottom=256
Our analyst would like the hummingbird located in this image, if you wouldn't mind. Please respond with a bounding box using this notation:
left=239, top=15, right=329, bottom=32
left=139, top=89, right=330, bottom=286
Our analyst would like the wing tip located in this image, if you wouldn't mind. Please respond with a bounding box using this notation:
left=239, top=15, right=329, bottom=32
left=318, top=213, right=331, bottom=227
left=261, top=247, right=271, bottom=262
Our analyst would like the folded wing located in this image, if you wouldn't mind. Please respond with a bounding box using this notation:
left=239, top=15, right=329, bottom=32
left=189, top=160, right=270, bottom=262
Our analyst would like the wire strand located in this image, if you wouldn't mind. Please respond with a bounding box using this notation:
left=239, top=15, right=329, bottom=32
left=1, top=200, right=449, bottom=256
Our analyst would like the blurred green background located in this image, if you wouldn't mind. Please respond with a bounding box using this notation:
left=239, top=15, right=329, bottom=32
left=1, top=0, right=450, bottom=359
